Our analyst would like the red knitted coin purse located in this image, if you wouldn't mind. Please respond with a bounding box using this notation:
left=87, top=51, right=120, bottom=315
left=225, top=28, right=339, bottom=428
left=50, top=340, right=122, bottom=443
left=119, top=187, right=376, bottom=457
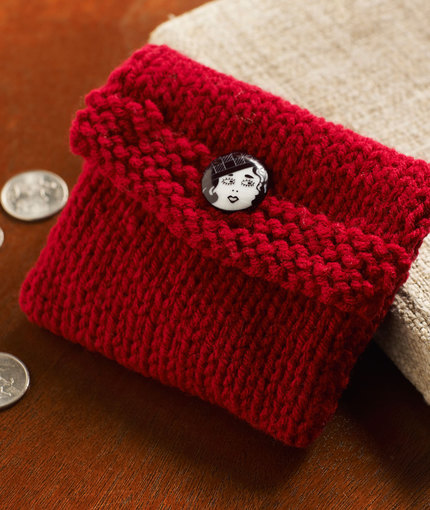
left=19, top=44, right=430, bottom=448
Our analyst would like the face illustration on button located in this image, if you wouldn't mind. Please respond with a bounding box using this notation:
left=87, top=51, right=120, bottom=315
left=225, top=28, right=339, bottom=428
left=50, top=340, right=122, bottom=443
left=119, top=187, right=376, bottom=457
left=202, top=152, right=270, bottom=212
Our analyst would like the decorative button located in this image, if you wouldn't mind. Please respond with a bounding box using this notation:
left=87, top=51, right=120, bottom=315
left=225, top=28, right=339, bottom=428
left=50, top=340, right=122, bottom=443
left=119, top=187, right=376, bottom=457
left=201, top=152, right=270, bottom=212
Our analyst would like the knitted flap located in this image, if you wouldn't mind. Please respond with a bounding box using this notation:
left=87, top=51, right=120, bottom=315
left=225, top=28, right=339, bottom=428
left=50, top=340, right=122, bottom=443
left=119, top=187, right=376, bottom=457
left=19, top=44, right=430, bottom=447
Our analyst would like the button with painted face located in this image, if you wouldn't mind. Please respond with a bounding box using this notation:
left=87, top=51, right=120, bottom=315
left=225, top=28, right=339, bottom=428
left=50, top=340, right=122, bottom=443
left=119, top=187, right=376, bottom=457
left=202, top=152, right=270, bottom=212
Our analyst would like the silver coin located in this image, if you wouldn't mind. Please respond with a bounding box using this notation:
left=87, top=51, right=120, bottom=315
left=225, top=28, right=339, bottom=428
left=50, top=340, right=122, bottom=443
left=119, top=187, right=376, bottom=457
left=0, top=353, right=30, bottom=409
left=1, top=170, right=68, bottom=221
left=0, top=227, right=3, bottom=248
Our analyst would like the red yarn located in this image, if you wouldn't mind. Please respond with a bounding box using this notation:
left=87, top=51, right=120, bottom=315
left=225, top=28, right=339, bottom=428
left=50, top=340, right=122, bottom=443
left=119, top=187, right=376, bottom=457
left=19, top=44, right=430, bottom=447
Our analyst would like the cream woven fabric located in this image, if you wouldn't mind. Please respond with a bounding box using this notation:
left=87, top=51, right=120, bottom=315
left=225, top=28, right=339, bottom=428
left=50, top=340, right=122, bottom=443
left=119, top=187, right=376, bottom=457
left=149, top=0, right=430, bottom=404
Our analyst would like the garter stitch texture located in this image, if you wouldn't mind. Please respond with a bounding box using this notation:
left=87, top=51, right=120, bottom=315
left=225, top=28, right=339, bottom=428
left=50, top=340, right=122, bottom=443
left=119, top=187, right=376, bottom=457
left=19, top=44, right=430, bottom=448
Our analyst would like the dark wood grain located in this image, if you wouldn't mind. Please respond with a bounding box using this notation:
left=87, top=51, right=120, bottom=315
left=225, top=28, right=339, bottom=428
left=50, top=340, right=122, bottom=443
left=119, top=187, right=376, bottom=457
left=0, top=1, right=429, bottom=508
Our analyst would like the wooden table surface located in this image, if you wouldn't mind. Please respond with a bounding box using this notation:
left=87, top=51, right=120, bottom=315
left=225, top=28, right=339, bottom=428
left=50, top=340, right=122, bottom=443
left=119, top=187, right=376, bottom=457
left=0, top=1, right=429, bottom=509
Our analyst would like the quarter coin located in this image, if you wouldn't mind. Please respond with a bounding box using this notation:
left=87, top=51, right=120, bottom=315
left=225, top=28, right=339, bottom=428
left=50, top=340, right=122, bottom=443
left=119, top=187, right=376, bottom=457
left=0, top=227, right=3, bottom=248
left=1, top=170, right=69, bottom=221
left=0, top=353, right=30, bottom=409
